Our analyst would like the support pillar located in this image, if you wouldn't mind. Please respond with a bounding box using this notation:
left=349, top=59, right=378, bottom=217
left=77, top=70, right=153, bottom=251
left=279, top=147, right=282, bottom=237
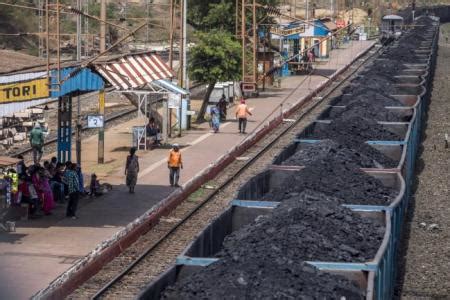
left=98, top=90, right=105, bottom=164
left=57, top=96, right=72, bottom=163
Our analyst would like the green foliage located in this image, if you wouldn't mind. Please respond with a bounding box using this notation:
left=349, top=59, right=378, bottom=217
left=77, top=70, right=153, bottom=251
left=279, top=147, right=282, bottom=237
left=202, top=1, right=235, bottom=32
left=189, top=30, right=241, bottom=84
left=187, top=0, right=222, bottom=29
left=189, top=0, right=279, bottom=33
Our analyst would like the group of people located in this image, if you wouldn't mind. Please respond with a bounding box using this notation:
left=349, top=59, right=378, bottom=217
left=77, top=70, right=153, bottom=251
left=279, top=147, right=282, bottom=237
left=210, top=95, right=252, bottom=134
left=11, top=156, right=86, bottom=219
left=124, top=143, right=183, bottom=192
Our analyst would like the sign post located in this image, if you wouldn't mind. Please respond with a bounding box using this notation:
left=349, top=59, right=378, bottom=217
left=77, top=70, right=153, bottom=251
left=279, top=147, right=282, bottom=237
left=98, top=89, right=105, bottom=164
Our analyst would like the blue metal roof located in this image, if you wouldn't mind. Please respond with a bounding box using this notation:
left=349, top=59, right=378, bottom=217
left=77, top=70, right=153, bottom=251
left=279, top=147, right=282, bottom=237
left=313, top=20, right=330, bottom=36
left=50, top=67, right=104, bottom=98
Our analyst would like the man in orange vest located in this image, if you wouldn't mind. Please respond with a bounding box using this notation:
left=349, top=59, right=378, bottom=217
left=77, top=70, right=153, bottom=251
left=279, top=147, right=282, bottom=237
left=168, top=143, right=183, bottom=187
left=235, top=98, right=252, bottom=134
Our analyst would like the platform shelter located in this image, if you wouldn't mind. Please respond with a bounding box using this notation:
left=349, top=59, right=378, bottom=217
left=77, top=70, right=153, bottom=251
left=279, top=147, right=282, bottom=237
left=94, top=52, right=188, bottom=150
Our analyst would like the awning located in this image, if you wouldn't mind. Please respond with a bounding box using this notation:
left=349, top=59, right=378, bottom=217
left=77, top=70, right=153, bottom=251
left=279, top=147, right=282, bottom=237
left=153, top=79, right=188, bottom=96
left=95, top=53, right=175, bottom=90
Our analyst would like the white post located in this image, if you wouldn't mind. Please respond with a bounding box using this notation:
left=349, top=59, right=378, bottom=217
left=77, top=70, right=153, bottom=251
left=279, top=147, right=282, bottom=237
left=306, top=0, right=309, bottom=21
left=182, top=0, right=189, bottom=129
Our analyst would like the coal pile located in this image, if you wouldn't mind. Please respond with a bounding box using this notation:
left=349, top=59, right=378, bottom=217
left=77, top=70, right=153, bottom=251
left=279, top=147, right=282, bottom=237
left=309, top=115, right=402, bottom=141
left=336, top=90, right=405, bottom=107
left=333, top=134, right=399, bottom=168
left=162, top=259, right=364, bottom=300
left=155, top=17, right=436, bottom=300
left=328, top=101, right=403, bottom=122
left=266, top=156, right=397, bottom=205
left=221, top=191, right=385, bottom=263
left=161, top=191, right=381, bottom=300
left=282, top=139, right=397, bottom=168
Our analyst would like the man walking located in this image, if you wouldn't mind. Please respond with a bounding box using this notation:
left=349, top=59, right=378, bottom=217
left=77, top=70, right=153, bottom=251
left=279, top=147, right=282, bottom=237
left=167, top=144, right=183, bottom=187
left=65, top=162, right=80, bottom=219
left=235, top=98, right=252, bottom=134
left=29, top=123, right=44, bottom=165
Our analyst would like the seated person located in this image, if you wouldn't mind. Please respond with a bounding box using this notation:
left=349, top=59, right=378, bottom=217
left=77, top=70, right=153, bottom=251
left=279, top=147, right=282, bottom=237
left=146, top=118, right=162, bottom=146
left=89, top=173, right=103, bottom=197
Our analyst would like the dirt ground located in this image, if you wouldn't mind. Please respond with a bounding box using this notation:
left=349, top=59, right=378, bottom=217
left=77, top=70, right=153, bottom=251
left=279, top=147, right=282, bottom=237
left=395, top=24, right=450, bottom=299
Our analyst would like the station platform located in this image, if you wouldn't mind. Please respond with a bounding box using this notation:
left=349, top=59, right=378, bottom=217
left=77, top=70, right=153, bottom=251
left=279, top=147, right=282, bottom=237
left=0, top=40, right=375, bottom=300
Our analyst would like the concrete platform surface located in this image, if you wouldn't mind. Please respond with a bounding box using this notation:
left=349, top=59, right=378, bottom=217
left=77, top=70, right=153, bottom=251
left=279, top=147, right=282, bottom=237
left=0, top=40, right=374, bottom=300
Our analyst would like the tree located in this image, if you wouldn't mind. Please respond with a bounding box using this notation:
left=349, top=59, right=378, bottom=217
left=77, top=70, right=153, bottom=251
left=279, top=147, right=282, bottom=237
left=202, top=1, right=235, bottom=33
left=189, top=30, right=241, bottom=122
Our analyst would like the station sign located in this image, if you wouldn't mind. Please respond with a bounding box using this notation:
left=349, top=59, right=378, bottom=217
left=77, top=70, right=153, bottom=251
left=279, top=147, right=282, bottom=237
left=0, top=78, right=49, bottom=104
left=270, top=25, right=306, bottom=37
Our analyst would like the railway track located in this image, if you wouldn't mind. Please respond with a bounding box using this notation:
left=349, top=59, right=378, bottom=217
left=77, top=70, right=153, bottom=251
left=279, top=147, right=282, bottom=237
left=11, top=107, right=137, bottom=159
left=67, top=42, right=386, bottom=300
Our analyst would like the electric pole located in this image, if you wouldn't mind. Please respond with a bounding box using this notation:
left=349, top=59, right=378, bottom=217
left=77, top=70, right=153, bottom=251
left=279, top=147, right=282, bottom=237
left=100, top=0, right=106, bottom=52
left=76, top=0, right=82, bottom=166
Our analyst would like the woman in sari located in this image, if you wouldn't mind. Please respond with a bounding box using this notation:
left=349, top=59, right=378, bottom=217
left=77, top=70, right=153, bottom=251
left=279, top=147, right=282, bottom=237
left=32, top=167, right=55, bottom=215
left=125, top=147, right=139, bottom=194
left=211, top=105, right=221, bottom=133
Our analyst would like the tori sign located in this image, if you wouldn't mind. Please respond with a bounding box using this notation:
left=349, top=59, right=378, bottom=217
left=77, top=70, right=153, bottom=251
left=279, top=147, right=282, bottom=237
left=0, top=78, right=49, bottom=103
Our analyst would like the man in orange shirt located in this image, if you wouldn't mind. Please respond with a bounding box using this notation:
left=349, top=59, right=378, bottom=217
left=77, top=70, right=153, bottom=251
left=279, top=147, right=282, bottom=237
left=235, top=98, right=252, bottom=134
left=168, top=144, right=183, bottom=187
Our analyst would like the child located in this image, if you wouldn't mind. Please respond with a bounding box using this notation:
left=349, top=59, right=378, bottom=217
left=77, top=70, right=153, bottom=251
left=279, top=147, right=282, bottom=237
left=89, top=174, right=103, bottom=197
left=16, top=175, right=39, bottom=217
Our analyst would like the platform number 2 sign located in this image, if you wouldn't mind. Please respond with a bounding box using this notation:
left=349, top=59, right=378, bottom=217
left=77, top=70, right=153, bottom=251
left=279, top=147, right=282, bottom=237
left=87, top=115, right=104, bottom=128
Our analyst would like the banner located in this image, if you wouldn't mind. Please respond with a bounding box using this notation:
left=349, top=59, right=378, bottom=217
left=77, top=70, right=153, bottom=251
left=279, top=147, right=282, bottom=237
left=0, top=78, right=49, bottom=103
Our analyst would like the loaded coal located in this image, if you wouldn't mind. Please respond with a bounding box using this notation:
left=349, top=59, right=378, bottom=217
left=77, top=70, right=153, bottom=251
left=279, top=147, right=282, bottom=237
left=327, top=100, right=403, bottom=122
left=162, top=258, right=364, bottom=299
left=333, top=90, right=405, bottom=107
left=221, top=191, right=385, bottom=263
left=282, top=139, right=397, bottom=168
left=266, top=155, right=397, bottom=205
left=342, top=85, right=403, bottom=106
left=162, top=191, right=385, bottom=299
left=307, top=115, right=402, bottom=141
left=155, top=17, right=436, bottom=299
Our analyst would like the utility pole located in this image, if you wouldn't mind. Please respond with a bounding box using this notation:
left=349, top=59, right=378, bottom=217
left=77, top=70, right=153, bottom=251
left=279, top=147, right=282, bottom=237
left=76, top=0, right=82, bottom=166
left=182, top=0, right=187, bottom=89
left=306, top=0, right=309, bottom=22
left=84, top=0, right=89, bottom=57
left=169, top=0, right=176, bottom=69
left=179, top=0, right=184, bottom=88
left=182, top=0, right=189, bottom=130
left=146, top=0, right=150, bottom=45
left=38, top=0, right=44, bottom=58
left=100, top=0, right=106, bottom=52
left=330, top=0, right=334, bottom=19
left=238, top=0, right=258, bottom=95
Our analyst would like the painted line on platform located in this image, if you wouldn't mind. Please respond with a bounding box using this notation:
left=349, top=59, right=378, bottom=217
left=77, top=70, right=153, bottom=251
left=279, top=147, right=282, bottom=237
left=138, top=121, right=235, bottom=179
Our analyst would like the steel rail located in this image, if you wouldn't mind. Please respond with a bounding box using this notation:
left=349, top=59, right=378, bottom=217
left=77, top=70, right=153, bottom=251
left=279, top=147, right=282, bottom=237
left=91, top=42, right=386, bottom=300
left=13, top=107, right=137, bottom=157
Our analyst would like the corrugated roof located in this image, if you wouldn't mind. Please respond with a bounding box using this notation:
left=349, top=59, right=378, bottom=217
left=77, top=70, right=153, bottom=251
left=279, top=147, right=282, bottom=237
left=94, top=52, right=175, bottom=90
